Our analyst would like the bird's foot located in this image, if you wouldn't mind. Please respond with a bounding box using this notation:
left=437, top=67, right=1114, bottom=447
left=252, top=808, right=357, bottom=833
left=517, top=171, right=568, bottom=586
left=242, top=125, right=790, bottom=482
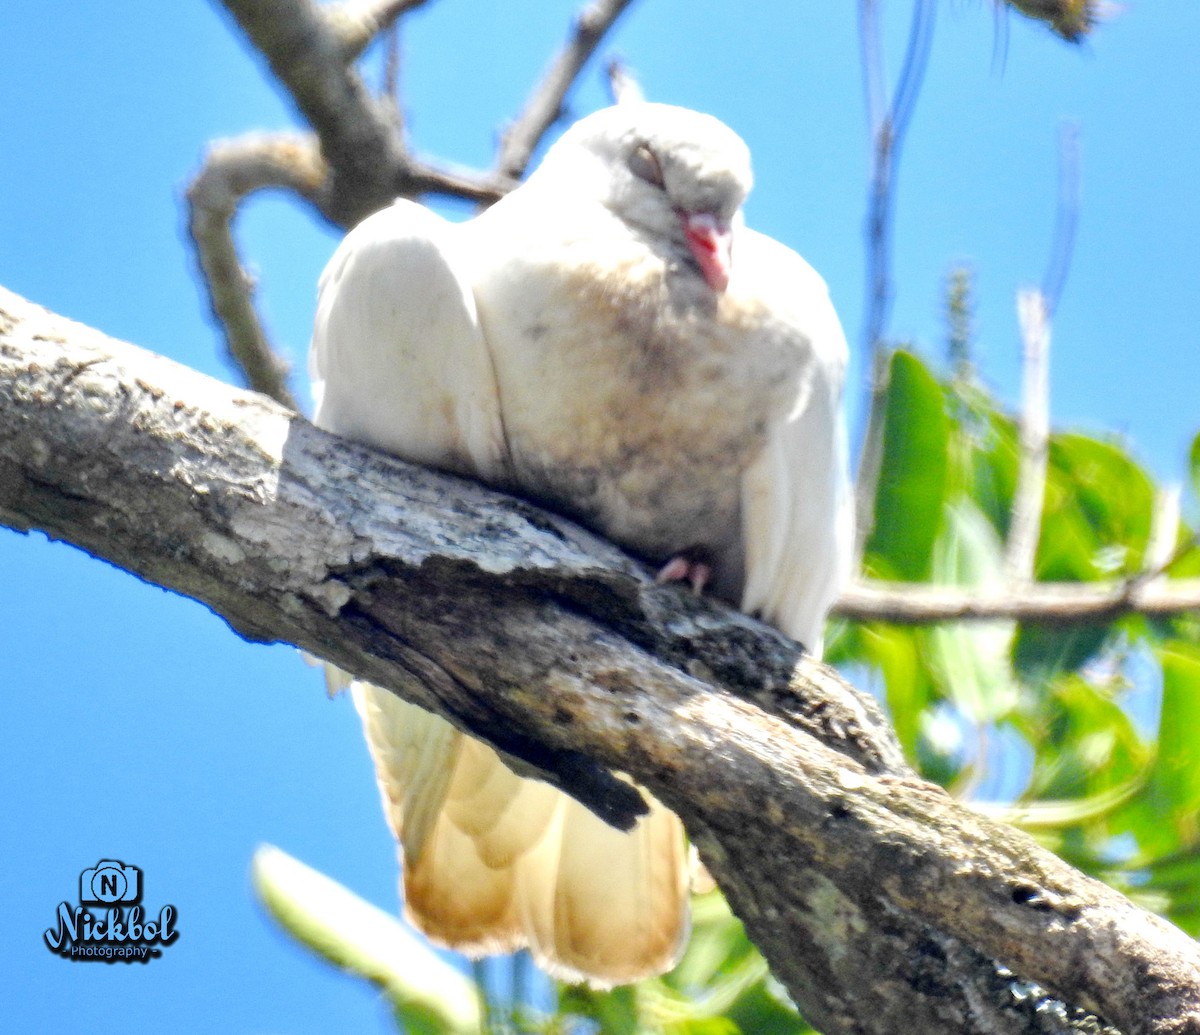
left=655, top=554, right=712, bottom=595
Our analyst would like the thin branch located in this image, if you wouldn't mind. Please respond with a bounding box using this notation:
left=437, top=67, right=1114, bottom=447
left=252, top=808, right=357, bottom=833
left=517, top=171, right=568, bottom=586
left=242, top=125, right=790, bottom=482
left=184, top=130, right=510, bottom=408
left=835, top=577, right=1200, bottom=624
left=1041, top=122, right=1080, bottom=320
left=327, top=0, right=430, bottom=61
left=5, top=284, right=1200, bottom=1035
left=858, top=0, right=936, bottom=361
left=1125, top=485, right=1189, bottom=596
left=185, top=133, right=327, bottom=409
left=382, top=23, right=401, bottom=117
left=195, top=3, right=513, bottom=402
left=890, top=0, right=938, bottom=144
left=496, top=0, right=637, bottom=181
left=605, top=57, right=644, bottom=104
left=1006, top=128, right=1079, bottom=582
left=859, top=0, right=887, bottom=140
left=215, top=0, right=511, bottom=220
left=1006, top=288, right=1052, bottom=582
left=853, top=0, right=938, bottom=566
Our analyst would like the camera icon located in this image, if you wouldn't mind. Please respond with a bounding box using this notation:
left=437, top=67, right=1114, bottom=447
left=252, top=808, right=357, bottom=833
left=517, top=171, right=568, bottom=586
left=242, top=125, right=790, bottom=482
left=80, top=860, right=142, bottom=905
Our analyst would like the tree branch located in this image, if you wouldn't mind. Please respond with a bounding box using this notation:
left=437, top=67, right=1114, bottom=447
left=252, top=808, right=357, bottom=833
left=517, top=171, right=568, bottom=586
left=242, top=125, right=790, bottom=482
left=214, top=0, right=510, bottom=226
left=853, top=0, right=937, bottom=565
left=191, top=1, right=511, bottom=406
left=5, top=286, right=1200, bottom=1034
left=1006, top=287, right=1052, bottom=583
left=835, top=577, right=1200, bottom=624
left=186, top=132, right=327, bottom=409
left=496, top=0, right=637, bottom=180
left=327, top=0, right=430, bottom=60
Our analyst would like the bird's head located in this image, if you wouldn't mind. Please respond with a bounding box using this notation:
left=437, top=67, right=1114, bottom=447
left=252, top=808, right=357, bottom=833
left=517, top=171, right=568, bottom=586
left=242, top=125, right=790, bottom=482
left=533, top=103, right=753, bottom=293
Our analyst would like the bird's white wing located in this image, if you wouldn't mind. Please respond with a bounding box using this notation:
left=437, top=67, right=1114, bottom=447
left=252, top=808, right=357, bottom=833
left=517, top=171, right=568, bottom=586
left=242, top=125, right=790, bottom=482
left=312, top=199, right=688, bottom=984
left=735, top=229, right=853, bottom=654
left=311, top=198, right=509, bottom=480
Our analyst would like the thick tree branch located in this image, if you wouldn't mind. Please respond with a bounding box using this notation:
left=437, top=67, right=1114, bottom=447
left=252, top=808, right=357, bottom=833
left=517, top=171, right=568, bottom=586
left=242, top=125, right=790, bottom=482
left=215, top=0, right=409, bottom=226
left=5, top=287, right=1200, bottom=1034
left=214, top=0, right=510, bottom=225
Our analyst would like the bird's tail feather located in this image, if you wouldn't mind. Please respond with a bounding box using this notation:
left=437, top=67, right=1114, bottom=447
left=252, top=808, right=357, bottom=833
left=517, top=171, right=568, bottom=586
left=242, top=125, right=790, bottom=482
left=349, top=676, right=689, bottom=986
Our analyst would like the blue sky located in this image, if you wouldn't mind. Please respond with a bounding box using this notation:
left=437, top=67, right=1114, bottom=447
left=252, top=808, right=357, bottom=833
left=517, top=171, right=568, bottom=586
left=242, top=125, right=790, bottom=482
left=1, top=3, right=1197, bottom=1032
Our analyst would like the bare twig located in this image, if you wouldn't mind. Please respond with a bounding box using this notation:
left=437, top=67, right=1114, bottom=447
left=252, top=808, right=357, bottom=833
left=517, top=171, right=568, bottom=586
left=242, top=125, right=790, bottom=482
left=605, top=57, right=644, bottom=104
left=1006, top=287, right=1052, bottom=582
left=383, top=23, right=401, bottom=110
left=1147, top=486, right=1184, bottom=575
left=1006, top=127, right=1079, bottom=582
left=853, top=0, right=938, bottom=565
left=186, top=133, right=328, bottom=409
left=197, top=1, right=516, bottom=402
left=1041, top=123, right=1080, bottom=320
left=184, top=132, right=508, bottom=409
left=834, top=576, right=1200, bottom=624
left=1121, top=485, right=1189, bottom=600
left=328, top=0, right=429, bottom=61
left=496, top=0, right=637, bottom=180
left=857, top=0, right=937, bottom=361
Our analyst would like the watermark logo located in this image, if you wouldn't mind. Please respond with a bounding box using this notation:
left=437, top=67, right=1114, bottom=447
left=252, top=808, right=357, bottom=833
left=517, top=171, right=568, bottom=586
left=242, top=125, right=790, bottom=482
left=44, top=860, right=179, bottom=963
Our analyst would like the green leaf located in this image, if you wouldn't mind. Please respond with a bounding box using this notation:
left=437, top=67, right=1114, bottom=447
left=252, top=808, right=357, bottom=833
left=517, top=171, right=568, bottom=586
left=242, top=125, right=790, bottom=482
left=251, top=845, right=482, bottom=1035
left=559, top=984, right=641, bottom=1035
left=865, top=350, right=951, bottom=581
left=925, top=498, right=1019, bottom=723
left=1144, top=850, right=1200, bottom=936
left=855, top=623, right=933, bottom=759
left=669, top=1019, right=742, bottom=1035
left=1148, top=642, right=1200, bottom=841
left=966, top=409, right=1019, bottom=541
left=1042, top=433, right=1155, bottom=579
left=1014, top=433, right=1154, bottom=679
left=1190, top=430, right=1200, bottom=510
left=1019, top=674, right=1149, bottom=805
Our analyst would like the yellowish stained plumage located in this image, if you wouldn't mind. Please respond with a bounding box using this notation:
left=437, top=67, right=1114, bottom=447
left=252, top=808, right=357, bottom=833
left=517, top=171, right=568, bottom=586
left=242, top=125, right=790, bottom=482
left=310, top=103, right=851, bottom=986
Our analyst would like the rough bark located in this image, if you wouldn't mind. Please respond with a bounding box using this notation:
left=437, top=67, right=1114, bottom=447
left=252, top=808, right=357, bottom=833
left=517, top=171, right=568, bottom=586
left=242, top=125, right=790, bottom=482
left=3, top=284, right=1199, bottom=1035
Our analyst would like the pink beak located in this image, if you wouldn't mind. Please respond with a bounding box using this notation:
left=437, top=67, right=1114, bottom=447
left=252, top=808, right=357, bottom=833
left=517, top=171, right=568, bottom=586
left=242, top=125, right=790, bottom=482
left=681, top=211, right=732, bottom=293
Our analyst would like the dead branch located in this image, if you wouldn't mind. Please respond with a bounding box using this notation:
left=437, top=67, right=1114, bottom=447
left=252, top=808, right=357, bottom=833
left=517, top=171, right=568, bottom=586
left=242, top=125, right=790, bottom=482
left=1006, top=126, right=1079, bottom=583
left=199, top=0, right=623, bottom=407
left=4, top=285, right=1200, bottom=1035
left=496, top=0, right=638, bottom=180
left=1006, top=287, right=1052, bottom=583
left=186, top=133, right=327, bottom=409
left=214, top=0, right=510, bottom=226
left=853, top=0, right=937, bottom=564
left=328, top=0, right=430, bottom=60
left=835, top=577, right=1200, bottom=624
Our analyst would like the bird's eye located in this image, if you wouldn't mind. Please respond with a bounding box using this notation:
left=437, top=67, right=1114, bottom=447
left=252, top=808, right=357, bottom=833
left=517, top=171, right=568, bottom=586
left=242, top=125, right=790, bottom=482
left=628, top=144, right=665, bottom=188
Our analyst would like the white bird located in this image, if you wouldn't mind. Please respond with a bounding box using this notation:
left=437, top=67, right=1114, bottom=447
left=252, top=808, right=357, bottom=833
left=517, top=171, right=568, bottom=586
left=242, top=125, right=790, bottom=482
left=310, top=102, right=853, bottom=987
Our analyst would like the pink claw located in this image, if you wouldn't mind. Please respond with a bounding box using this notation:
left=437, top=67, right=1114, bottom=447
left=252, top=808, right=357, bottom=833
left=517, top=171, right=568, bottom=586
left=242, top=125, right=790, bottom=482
left=655, top=555, right=712, bottom=595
